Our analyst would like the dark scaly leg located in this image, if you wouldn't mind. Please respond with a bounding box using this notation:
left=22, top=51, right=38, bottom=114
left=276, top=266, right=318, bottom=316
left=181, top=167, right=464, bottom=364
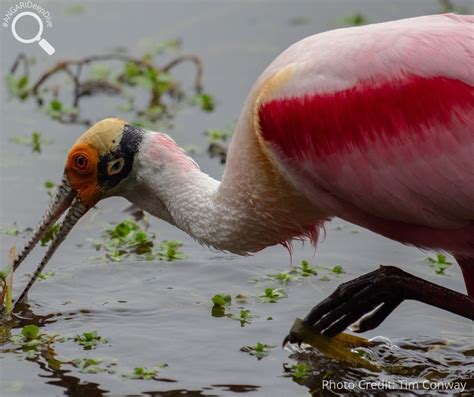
left=284, top=265, right=474, bottom=344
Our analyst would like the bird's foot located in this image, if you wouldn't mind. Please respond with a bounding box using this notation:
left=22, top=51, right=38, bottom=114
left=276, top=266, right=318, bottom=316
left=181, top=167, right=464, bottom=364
left=284, top=265, right=406, bottom=344
left=283, top=264, right=474, bottom=346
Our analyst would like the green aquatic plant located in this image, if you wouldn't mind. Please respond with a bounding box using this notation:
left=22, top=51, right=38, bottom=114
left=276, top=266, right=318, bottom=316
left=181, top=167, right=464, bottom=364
left=211, top=293, right=232, bottom=308
left=228, top=309, right=255, bottom=326
left=9, top=325, right=65, bottom=359
left=284, top=362, right=312, bottom=379
left=44, top=180, right=56, bottom=197
left=11, top=131, right=51, bottom=153
left=331, top=265, right=345, bottom=274
left=72, top=357, right=117, bottom=374
left=64, top=3, right=86, bottom=16
left=7, top=40, right=206, bottom=128
left=25, top=271, right=55, bottom=282
left=37, top=272, right=55, bottom=281
left=44, top=99, right=78, bottom=121
left=93, top=219, right=184, bottom=262
left=122, top=364, right=168, bottom=380
left=341, top=13, right=368, bottom=27
left=211, top=293, right=232, bottom=317
left=266, top=270, right=300, bottom=285
left=157, top=240, right=185, bottom=261
left=205, top=128, right=233, bottom=143
left=0, top=226, right=20, bottom=236
left=5, top=73, right=29, bottom=100
left=40, top=223, right=60, bottom=246
left=192, top=93, right=215, bottom=112
left=74, top=331, right=107, bottom=350
left=427, top=253, right=453, bottom=275
left=211, top=294, right=254, bottom=325
left=240, top=342, right=275, bottom=360
left=259, top=288, right=286, bottom=303
left=297, top=260, right=318, bottom=277
left=438, top=0, right=470, bottom=14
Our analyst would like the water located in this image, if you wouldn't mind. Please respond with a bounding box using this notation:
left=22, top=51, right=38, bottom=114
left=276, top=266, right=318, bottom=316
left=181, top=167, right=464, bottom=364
left=0, top=1, right=473, bottom=396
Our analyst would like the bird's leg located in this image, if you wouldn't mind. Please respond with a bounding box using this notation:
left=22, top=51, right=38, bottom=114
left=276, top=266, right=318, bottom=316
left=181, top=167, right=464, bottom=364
left=284, top=265, right=474, bottom=343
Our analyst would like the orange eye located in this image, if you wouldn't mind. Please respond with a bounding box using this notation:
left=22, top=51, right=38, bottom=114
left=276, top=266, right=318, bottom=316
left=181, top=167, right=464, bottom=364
left=73, top=154, right=89, bottom=172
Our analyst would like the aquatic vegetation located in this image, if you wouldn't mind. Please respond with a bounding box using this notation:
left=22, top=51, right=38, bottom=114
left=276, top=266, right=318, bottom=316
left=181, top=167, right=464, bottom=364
left=72, top=358, right=117, bottom=374
left=0, top=226, right=19, bottom=236
left=157, top=240, right=185, bottom=261
left=206, top=123, right=234, bottom=164
left=192, top=93, right=215, bottom=112
left=211, top=295, right=254, bottom=325
left=72, top=358, right=107, bottom=374
left=259, top=288, right=286, bottom=303
left=427, top=253, right=453, bottom=275
left=64, top=3, right=86, bottom=16
left=240, top=342, right=275, bottom=360
left=297, top=260, right=318, bottom=277
left=331, top=265, right=345, bottom=275
left=438, top=0, right=470, bottom=14
left=266, top=270, right=300, bottom=285
left=341, top=13, right=368, bottom=27
left=205, top=127, right=233, bottom=143
left=44, top=180, right=56, bottom=197
left=228, top=309, right=255, bottom=326
left=211, top=293, right=232, bottom=317
left=10, top=131, right=51, bottom=153
left=74, top=331, right=107, bottom=350
left=211, top=293, right=232, bottom=308
left=122, top=364, right=168, bottom=380
left=44, top=99, right=78, bottom=121
left=93, top=219, right=184, bottom=262
left=40, top=223, right=60, bottom=246
left=9, top=325, right=65, bottom=359
left=5, top=73, right=29, bottom=100
left=37, top=272, right=55, bottom=281
left=283, top=363, right=312, bottom=380
left=25, top=271, right=55, bottom=282
left=7, top=40, right=207, bottom=127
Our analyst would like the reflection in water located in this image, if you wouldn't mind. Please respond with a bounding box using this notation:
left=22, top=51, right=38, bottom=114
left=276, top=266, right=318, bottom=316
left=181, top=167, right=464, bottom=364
left=2, top=304, right=262, bottom=397
left=2, top=302, right=474, bottom=396
left=286, top=333, right=474, bottom=396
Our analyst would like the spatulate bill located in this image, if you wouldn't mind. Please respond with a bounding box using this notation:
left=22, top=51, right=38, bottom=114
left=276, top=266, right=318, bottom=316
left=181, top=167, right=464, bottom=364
left=13, top=199, right=89, bottom=307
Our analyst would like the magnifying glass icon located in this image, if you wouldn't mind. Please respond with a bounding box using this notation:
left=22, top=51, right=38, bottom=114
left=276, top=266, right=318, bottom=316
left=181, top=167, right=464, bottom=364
left=11, top=11, right=55, bottom=55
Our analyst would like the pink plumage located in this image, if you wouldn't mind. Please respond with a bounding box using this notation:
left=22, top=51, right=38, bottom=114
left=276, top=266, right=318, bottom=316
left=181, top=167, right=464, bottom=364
left=251, top=14, right=474, bottom=293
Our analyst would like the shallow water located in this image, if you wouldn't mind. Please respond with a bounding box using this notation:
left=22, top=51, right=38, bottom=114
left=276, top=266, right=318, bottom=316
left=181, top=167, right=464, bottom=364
left=0, top=1, right=473, bottom=396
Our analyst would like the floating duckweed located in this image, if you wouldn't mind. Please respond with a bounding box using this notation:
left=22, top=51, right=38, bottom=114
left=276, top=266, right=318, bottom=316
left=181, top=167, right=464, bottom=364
left=240, top=342, right=275, bottom=360
left=259, top=288, right=286, bottom=303
left=74, top=331, right=107, bottom=350
left=427, top=253, right=453, bottom=275
left=93, top=220, right=185, bottom=262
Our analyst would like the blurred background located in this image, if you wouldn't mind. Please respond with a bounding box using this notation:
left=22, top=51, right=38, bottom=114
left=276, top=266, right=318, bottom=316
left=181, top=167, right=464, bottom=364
left=1, top=1, right=473, bottom=396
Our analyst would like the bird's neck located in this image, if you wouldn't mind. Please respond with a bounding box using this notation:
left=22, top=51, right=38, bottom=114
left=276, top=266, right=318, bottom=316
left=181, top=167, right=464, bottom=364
left=124, top=132, right=324, bottom=254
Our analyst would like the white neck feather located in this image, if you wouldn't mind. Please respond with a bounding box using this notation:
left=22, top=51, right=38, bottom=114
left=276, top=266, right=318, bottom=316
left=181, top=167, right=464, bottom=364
left=120, top=132, right=323, bottom=255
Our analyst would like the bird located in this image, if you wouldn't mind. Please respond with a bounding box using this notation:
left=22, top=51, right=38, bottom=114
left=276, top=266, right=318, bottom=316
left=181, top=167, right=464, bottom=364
left=12, top=13, right=474, bottom=339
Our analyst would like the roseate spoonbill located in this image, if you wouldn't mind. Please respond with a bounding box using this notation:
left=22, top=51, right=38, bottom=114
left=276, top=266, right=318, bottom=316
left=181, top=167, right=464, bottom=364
left=12, top=14, right=474, bottom=339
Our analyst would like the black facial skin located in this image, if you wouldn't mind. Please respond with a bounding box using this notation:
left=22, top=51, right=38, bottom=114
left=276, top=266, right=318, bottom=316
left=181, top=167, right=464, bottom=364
left=97, top=124, right=144, bottom=189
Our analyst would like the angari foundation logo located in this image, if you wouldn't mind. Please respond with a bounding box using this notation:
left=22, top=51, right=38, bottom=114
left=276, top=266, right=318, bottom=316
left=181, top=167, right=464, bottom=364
left=2, top=1, right=55, bottom=55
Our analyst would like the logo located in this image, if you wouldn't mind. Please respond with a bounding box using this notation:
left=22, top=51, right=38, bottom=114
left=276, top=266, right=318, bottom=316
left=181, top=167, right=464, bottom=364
left=3, top=2, right=55, bottom=55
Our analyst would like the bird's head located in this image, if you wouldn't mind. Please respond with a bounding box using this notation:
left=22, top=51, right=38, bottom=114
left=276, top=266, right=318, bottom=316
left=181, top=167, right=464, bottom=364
left=64, top=118, right=143, bottom=207
left=13, top=118, right=145, bottom=286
